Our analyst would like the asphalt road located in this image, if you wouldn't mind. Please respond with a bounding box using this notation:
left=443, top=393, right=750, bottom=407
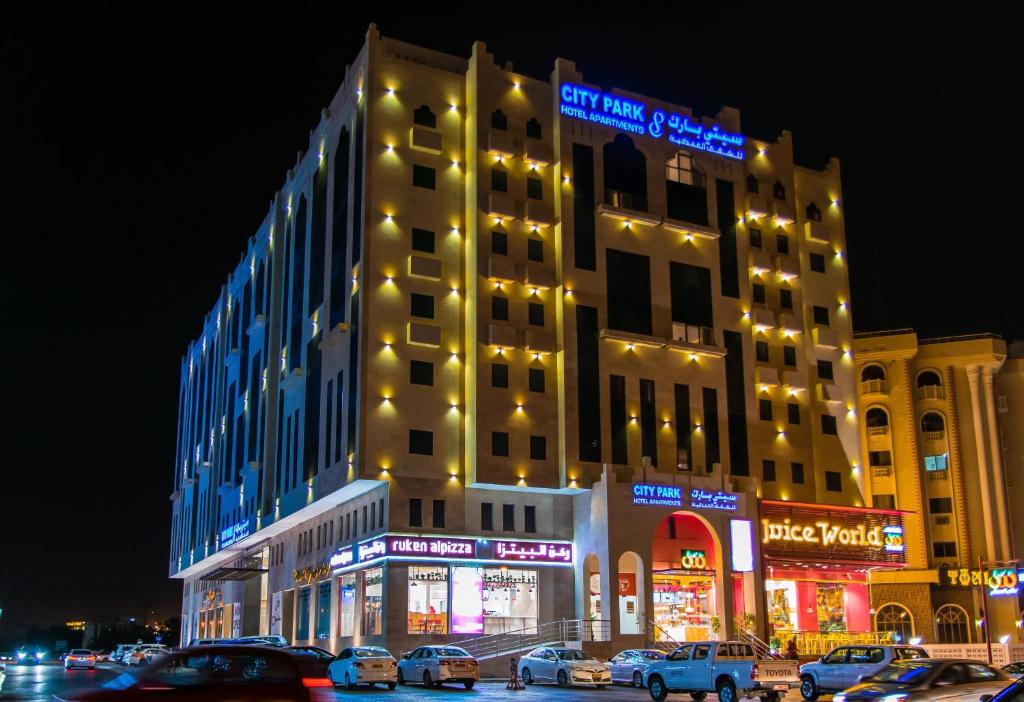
left=0, top=663, right=815, bottom=702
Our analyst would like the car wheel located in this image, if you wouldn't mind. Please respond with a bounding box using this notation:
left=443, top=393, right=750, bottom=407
left=397, top=669, right=406, bottom=685
left=387, top=681, right=397, bottom=690
left=716, top=679, right=738, bottom=702
left=345, top=672, right=355, bottom=691
left=557, top=669, right=569, bottom=688
left=465, top=681, right=475, bottom=690
left=648, top=675, right=668, bottom=702
left=522, top=667, right=534, bottom=685
left=423, top=669, right=434, bottom=688
left=800, top=676, right=819, bottom=701
left=633, top=671, right=644, bottom=688
left=691, top=691, right=708, bottom=702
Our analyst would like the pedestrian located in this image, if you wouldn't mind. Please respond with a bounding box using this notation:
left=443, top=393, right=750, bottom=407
left=786, top=639, right=798, bottom=661
left=507, top=656, right=524, bottom=690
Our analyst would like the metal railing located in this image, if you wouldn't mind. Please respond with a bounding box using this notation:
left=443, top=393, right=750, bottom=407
left=861, top=379, right=888, bottom=394
left=646, top=620, right=681, bottom=653
left=867, top=426, right=889, bottom=437
left=737, top=629, right=781, bottom=659
left=444, top=619, right=610, bottom=661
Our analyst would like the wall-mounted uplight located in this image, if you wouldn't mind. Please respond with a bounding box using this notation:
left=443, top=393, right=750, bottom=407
left=626, top=343, right=634, bottom=351
left=384, top=213, right=393, bottom=223
left=532, top=353, right=540, bottom=361
left=450, top=226, right=460, bottom=235
left=530, top=288, right=539, bottom=296
left=629, top=415, right=638, bottom=423
left=385, top=143, right=394, bottom=152
left=513, top=80, right=521, bottom=90
left=563, top=175, right=572, bottom=184
left=385, top=86, right=396, bottom=96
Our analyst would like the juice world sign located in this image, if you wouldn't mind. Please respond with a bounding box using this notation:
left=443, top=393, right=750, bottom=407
left=559, top=83, right=746, bottom=160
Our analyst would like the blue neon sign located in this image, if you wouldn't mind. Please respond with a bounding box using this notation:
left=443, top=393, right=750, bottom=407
left=220, top=520, right=250, bottom=548
left=632, top=483, right=683, bottom=507
left=559, top=83, right=746, bottom=160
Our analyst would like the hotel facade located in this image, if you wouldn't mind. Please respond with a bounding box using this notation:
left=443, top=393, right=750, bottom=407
left=169, top=26, right=1020, bottom=658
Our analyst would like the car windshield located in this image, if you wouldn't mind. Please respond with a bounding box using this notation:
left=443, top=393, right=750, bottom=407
left=434, top=648, right=469, bottom=657
left=865, top=660, right=938, bottom=684
left=641, top=650, right=666, bottom=660
left=355, top=648, right=390, bottom=658
left=556, top=650, right=593, bottom=661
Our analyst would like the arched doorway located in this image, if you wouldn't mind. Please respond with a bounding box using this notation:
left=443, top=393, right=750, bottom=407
left=584, top=554, right=602, bottom=622
left=935, top=604, right=971, bottom=643
left=618, top=552, right=644, bottom=635
left=874, top=603, right=914, bottom=643
left=651, top=512, right=723, bottom=642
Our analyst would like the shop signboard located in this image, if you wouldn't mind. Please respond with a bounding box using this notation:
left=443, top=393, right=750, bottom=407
left=942, top=565, right=1021, bottom=597
left=293, top=563, right=330, bottom=585
left=220, top=519, right=250, bottom=548
left=329, top=546, right=355, bottom=569
left=493, top=540, right=572, bottom=564
left=270, top=592, right=282, bottom=635
left=680, top=549, right=708, bottom=570
left=689, top=489, right=738, bottom=511
left=632, top=483, right=683, bottom=507
left=358, top=535, right=477, bottom=564
left=618, top=573, right=637, bottom=596
left=759, top=501, right=907, bottom=566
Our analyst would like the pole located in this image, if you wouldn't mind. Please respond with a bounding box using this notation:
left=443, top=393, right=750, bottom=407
left=980, top=556, right=992, bottom=664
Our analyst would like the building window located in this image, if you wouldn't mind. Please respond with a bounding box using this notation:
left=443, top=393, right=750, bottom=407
left=529, top=367, right=545, bottom=393
left=874, top=604, right=913, bottom=643
left=772, top=181, right=786, bottom=200
left=363, top=567, right=383, bottom=635
left=791, top=462, right=805, bottom=484
left=762, top=459, right=776, bottom=481
left=492, top=230, right=508, bottom=255
left=813, top=305, right=830, bottom=326
left=933, top=542, right=957, bottom=558
left=821, top=415, right=838, bottom=435
left=409, top=430, right=433, bottom=455
left=492, top=363, right=509, bottom=388
left=780, top=288, right=793, bottom=310
left=492, top=431, right=509, bottom=457
left=665, top=150, right=708, bottom=224
left=528, top=302, right=544, bottom=326
left=409, top=498, right=423, bottom=527
left=410, top=360, right=434, bottom=386
left=491, top=295, right=509, bottom=321
left=869, top=450, right=892, bottom=466
left=527, top=238, right=544, bottom=262
left=755, top=341, right=770, bottom=363
left=491, top=167, right=509, bottom=192
left=817, top=359, right=834, bottom=381
left=315, top=581, right=331, bottom=640
left=873, top=494, right=896, bottom=510
left=502, top=504, right=515, bottom=531
left=524, top=505, right=537, bottom=533
left=411, top=227, right=435, bottom=253
left=929, top=497, right=953, bottom=514
left=605, top=248, right=652, bottom=335
left=935, top=604, right=971, bottom=643
left=296, top=586, right=311, bottom=640
left=825, top=470, right=842, bottom=491
left=491, top=109, right=508, bottom=131
left=783, top=345, right=797, bottom=367
left=412, top=164, right=436, bottom=190
left=408, top=566, right=448, bottom=635
left=746, top=174, right=759, bottom=194
left=526, top=118, right=542, bottom=139
left=432, top=499, right=446, bottom=528
left=810, top=252, right=825, bottom=273
left=530, top=435, right=546, bottom=460
left=759, top=399, right=773, bottom=421
left=866, top=408, right=889, bottom=427
left=481, top=502, right=494, bottom=531
left=805, top=203, right=822, bottom=222
left=410, top=293, right=434, bottom=319
left=752, top=283, right=766, bottom=305
left=776, top=233, right=789, bottom=255
left=924, top=454, right=948, bottom=471
left=413, top=104, right=436, bottom=128
left=749, top=228, right=762, bottom=248
left=337, top=573, right=355, bottom=637
left=862, top=365, right=886, bottom=382
left=604, top=134, right=648, bottom=211
left=787, top=403, right=801, bottom=424
left=921, top=412, right=945, bottom=434
left=527, top=177, right=543, bottom=200
left=917, top=370, right=942, bottom=388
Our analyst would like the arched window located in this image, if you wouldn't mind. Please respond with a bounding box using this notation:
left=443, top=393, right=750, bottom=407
left=491, top=109, right=508, bottom=131
left=526, top=117, right=542, bottom=139
left=875, top=603, right=914, bottom=643
left=665, top=151, right=708, bottom=225
left=935, top=604, right=971, bottom=643
left=413, top=105, right=436, bottom=128
left=861, top=365, right=886, bottom=382
left=603, top=134, right=648, bottom=211
left=773, top=180, right=786, bottom=200
left=921, top=412, right=945, bottom=433
left=746, top=174, right=759, bottom=194
left=866, top=407, right=889, bottom=428
left=805, top=203, right=822, bottom=222
left=916, top=371, right=942, bottom=388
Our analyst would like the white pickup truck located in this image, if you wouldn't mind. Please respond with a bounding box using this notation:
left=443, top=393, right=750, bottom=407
left=643, top=641, right=800, bottom=702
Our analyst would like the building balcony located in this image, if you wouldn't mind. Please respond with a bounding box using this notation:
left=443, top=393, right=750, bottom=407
left=755, top=366, right=780, bottom=388
left=805, top=220, right=832, bottom=245
left=407, top=321, right=442, bottom=348
left=871, top=465, right=892, bottom=478
left=487, top=191, right=518, bottom=221
left=660, top=217, right=720, bottom=240
left=782, top=369, right=807, bottom=393
left=596, top=202, right=660, bottom=227
left=867, top=425, right=889, bottom=438
left=488, top=323, right=517, bottom=349
left=522, top=262, right=555, bottom=290
left=750, top=307, right=775, bottom=332
left=665, top=323, right=726, bottom=358
left=928, top=470, right=949, bottom=481
left=861, top=378, right=888, bottom=395
left=774, top=255, right=801, bottom=281
left=746, top=195, right=769, bottom=221
left=409, top=126, right=442, bottom=155
left=816, top=381, right=844, bottom=405
left=525, top=329, right=555, bottom=355
left=487, top=130, right=515, bottom=158
left=813, top=325, right=840, bottom=350
left=600, top=327, right=725, bottom=358
left=772, top=200, right=796, bottom=225
left=524, top=200, right=554, bottom=228
left=923, top=430, right=946, bottom=442
left=486, top=255, right=517, bottom=283
left=523, top=139, right=552, bottom=167
left=917, top=385, right=945, bottom=400
left=408, top=254, right=442, bottom=281
left=777, top=312, right=803, bottom=336
left=749, top=248, right=773, bottom=276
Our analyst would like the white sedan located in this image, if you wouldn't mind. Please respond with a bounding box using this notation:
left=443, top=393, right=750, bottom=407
left=397, top=645, right=479, bottom=689
left=328, top=646, right=398, bottom=689
left=127, top=645, right=167, bottom=666
left=518, top=646, right=612, bottom=687
left=64, top=649, right=97, bottom=670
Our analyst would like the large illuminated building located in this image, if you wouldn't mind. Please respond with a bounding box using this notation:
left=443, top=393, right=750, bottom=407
left=170, top=25, right=920, bottom=658
left=852, top=331, right=1022, bottom=646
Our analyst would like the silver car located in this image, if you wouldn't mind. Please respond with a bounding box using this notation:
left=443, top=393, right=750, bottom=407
left=517, top=646, right=612, bottom=688
left=608, top=649, right=667, bottom=687
left=397, top=645, right=479, bottom=689
left=1003, top=663, right=1024, bottom=680
left=800, top=645, right=929, bottom=699
left=833, top=658, right=1009, bottom=702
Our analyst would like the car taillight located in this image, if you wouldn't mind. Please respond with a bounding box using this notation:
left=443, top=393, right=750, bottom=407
left=439, top=660, right=450, bottom=666
left=354, top=662, right=365, bottom=669
left=390, top=660, right=397, bottom=667
left=302, top=677, right=333, bottom=688
left=87, top=656, right=96, bottom=661
left=752, top=663, right=759, bottom=680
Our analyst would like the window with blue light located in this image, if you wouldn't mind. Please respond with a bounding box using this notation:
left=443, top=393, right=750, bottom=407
left=924, top=454, right=948, bottom=471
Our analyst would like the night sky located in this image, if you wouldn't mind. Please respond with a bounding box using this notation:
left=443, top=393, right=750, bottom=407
left=3, top=3, right=1021, bottom=630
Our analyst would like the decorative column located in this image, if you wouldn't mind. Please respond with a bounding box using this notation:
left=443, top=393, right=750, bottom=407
left=966, top=366, right=997, bottom=562
left=982, top=367, right=1011, bottom=560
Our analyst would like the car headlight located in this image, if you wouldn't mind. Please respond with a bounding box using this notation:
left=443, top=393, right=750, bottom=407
left=880, top=695, right=907, bottom=702
left=833, top=694, right=846, bottom=702
left=16, top=653, right=26, bottom=660
left=35, top=652, right=45, bottom=660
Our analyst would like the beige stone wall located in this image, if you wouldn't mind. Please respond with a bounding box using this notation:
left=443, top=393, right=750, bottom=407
left=869, top=582, right=935, bottom=642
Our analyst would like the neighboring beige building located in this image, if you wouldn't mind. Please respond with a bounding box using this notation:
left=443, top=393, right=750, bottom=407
left=998, top=342, right=1024, bottom=566
left=854, top=330, right=1022, bottom=645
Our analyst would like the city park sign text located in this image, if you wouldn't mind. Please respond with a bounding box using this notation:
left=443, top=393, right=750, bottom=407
left=559, top=83, right=746, bottom=160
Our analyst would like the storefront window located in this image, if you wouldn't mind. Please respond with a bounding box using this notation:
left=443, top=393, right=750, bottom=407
left=337, top=575, right=355, bottom=638
left=296, top=587, right=310, bottom=640
left=315, top=581, right=331, bottom=640
left=653, top=574, right=716, bottom=642
left=766, top=580, right=797, bottom=632
left=408, top=566, right=449, bottom=634
left=363, top=568, right=383, bottom=635
left=482, top=568, right=538, bottom=634
left=816, top=584, right=847, bottom=632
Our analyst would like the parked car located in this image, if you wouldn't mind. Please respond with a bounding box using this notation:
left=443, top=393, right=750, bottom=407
left=328, top=646, right=398, bottom=690
left=800, top=644, right=929, bottom=700
left=609, top=649, right=668, bottom=687
left=283, top=646, right=335, bottom=681
left=1003, top=663, right=1024, bottom=680
left=981, top=678, right=1023, bottom=702
left=833, top=658, right=1009, bottom=702
left=644, top=641, right=801, bottom=702
left=64, top=650, right=97, bottom=670
left=126, top=645, right=167, bottom=666
left=397, top=645, right=478, bottom=689
left=111, top=645, right=135, bottom=664
left=518, top=646, right=612, bottom=688
left=53, top=645, right=334, bottom=701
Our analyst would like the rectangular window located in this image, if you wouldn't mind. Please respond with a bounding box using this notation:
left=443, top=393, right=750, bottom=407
left=524, top=505, right=537, bottom=533
left=722, top=331, right=748, bottom=475
left=674, top=384, right=691, bottom=470
left=869, top=450, right=892, bottom=466
left=362, top=507, right=367, bottom=533
left=703, top=386, right=722, bottom=471
left=670, top=261, right=714, bottom=329
left=409, top=429, right=433, bottom=455
left=813, top=305, right=830, bottom=326
left=492, top=363, right=509, bottom=388
left=411, top=227, right=435, bottom=253
left=296, top=586, right=311, bottom=640
left=810, top=252, right=826, bottom=273
left=933, top=542, right=957, bottom=558
left=491, top=230, right=508, bottom=255
left=783, top=345, right=797, bottom=367
left=821, top=414, right=838, bottom=435
left=379, top=498, right=384, bottom=528
left=776, top=233, right=789, bottom=254
left=924, top=454, right=949, bottom=471
left=639, top=378, right=658, bottom=466
left=759, top=398, right=773, bottom=421
left=412, top=164, right=436, bottom=190
left=363, top=567, right=383, bottom=635
left=530, top=435, right=546, bottom=460
left=492, top=431, right=509, bottom=457
left=572, top=143, right=597, bottom=270
left=491, top=295, right=509, bottom=320
left=502, top=504, right=515, bottom=532
left=929, top=497, right=953, bottom=514
left=825, top=470, right=842, bottom=491
left=491, top=168, right=508, bottom=192
left=787, top=403, right=801, bottom=425
left=665, top=152, right=708, bottom=224
left=716, top=179, right=740, bottom=298
left=432, top=499, right=446, bottom=528
left=410, top=293, right=434, bottom=319
left=606, top=248, right=652, bottom=335
left=529, top=367, right=545, bottom=393
left=780, top=288, right=793, bottom=310
left=527, top=238, right=544, bottom=263
left=817, top=359, right=834, bottom=381
left=409, top=360, right=433, bottom=386
left=749, top=228, right=762, bottom=249
left=337, top=574, right=355, bottom=637
left=408, top=566, right=448, bottom=635
left=873, top=494, right=896, bottom=510
left=528, top=302, right=544, bottom=326
left=755, top=340, right=770, bottom=363
left=576, top=306, right=602, bottom=462
left=527, top=177, right=543, bottom=200
left=481, top=502, right=494, bottom=531
left=315, top=581, right=331, bottom=640
left=762, top=459, right=776, bottom=481
left=752, top=283, right=766, bottom=305
left=610, top=375, right=628, bottom=465
left=791, top=462, right=805, bottom=484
